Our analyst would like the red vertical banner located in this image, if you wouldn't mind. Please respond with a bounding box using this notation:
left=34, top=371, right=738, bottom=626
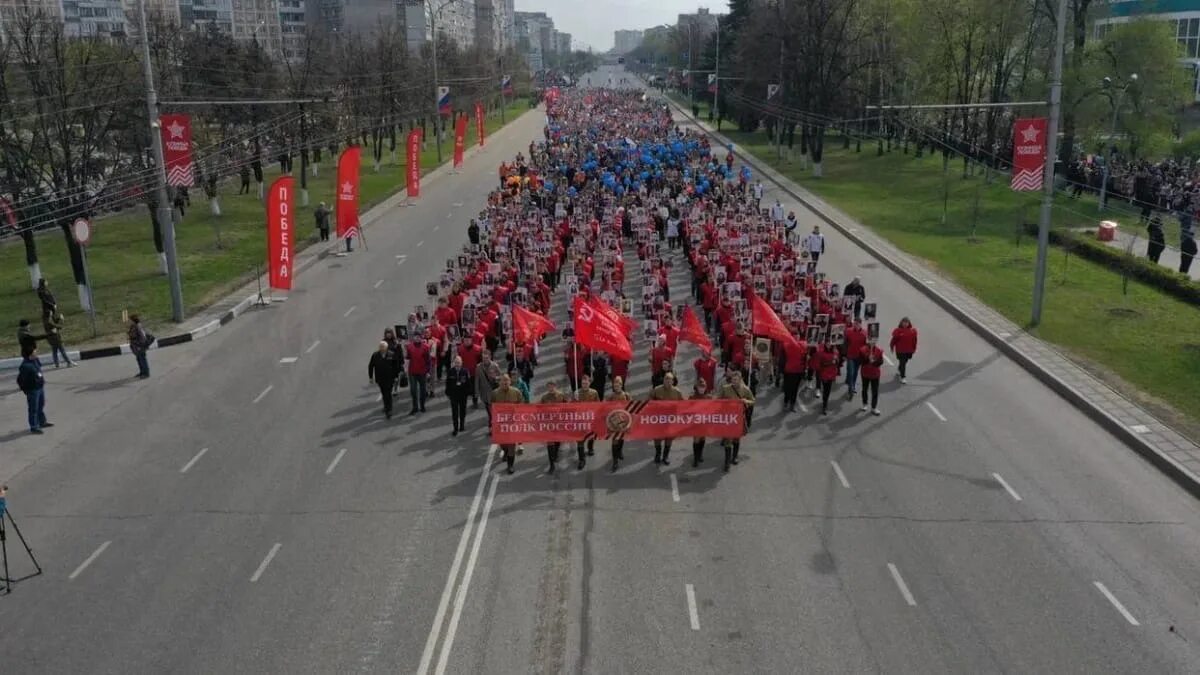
left=267, top=176, right=295, bottom=291
left=406, top=128, right=422, bottom=198
left=159, top=113, right=195, bottom=187
left=474, top=101, right=486, bottom=148
left=335, top=146, right=361, bottom=240
left=1011, top=117, right=1047, bottom=191
left=453, top=113, right=468, bottom=168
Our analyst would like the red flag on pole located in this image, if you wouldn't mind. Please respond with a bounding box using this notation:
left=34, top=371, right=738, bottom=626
left=588, top=296, right=635, bottom=337
left=159, top=113, right=195, bottom=187
left=474, top=101, right=486, bottom=147
left=512, top=305, right=556, bottom=344
left=267, top=176, right=294, bottom=291
left=573, top=296, right=633, bottom=360
left=335, top=146, right=360, bottom=240
left=750, top=295, right=796, bottom=348
left=679, top=305, right=713, bottom=353
left=453, top=113, right=468, bottom=168
left=406, top=129, right=421, bottom=198
left=1011, top=117, right=1047, bottom=191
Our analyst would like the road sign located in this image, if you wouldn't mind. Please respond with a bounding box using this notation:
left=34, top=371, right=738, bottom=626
left=71, top=217, right=91, bottom=246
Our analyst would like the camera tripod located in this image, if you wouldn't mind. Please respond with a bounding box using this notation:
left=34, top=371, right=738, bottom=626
left=1, top=503, right=42, bottom=594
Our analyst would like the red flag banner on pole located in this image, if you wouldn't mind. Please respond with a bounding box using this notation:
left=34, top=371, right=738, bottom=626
left=513, top=305, right=556, bottom=344
left=588, top=296, right=636, bottom=337
left=453, top=112, right=468, bottom=168
left=335, top=146, right=360, bottom=240
left=475, top=101, right=486, bottom=147
left=159, top=113, right=195, bottom=187
left=751, top=295, right=796, bottom=347
left=406, top=129, right=422, bottom=198
left=1011, top=117, right=1047, bottom=191
left=573, top=296, right=633, bottom=360
left=679, top=305, right=713, bottom=353
left=267, top=176, right=294, bottom=291
left=491, top=399, right=746, bottom=444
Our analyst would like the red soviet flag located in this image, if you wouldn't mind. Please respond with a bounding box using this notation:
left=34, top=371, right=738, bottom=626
left=573, top=296, right=633, bottom=361
left=1011, top=117, right=1047, bottom=191
left=588, top=296, right=635, bottom=337
left=475, top=101, right=486, bottom=147
left=335, top=146, right=360, bottom=240
left=679, top=305, right=713, bottom=353
left=453, top=112, right=468, bottom=168
left=159, top=113, right=195, bottom=187
left=267, top=176, right=294, bottom=290
left=406, top=128, right=422, bottom=198
left=751, top=294, right=796, bottom=348
left=512, top=305, right=555, bottom=344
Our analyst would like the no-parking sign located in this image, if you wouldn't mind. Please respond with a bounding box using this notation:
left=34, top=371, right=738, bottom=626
left=71, top=217, right=91, bottom=246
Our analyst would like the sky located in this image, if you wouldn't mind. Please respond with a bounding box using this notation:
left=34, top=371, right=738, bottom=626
left=515, top=0, right=723, bottom=53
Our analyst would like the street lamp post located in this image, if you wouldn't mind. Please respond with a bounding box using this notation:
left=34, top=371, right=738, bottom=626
left=1030, top=0, right=1068, bottom=327
left=1098, top=73, right=1138, bottom=213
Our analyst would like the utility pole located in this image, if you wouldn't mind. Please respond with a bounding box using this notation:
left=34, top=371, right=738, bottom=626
left=713, top=18, right=721, bottom=124
left=139, top=0, right=185, bottom=323
left=1030, top=0, right=1068, bottom=327
left=429, top=0, right=442, bottom=164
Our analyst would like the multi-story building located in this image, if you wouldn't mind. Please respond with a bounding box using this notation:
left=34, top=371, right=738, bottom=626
left=62, top=0, right=126, bottom=37
left=1095, top=0, right=1200, bottom=101
left=400, top=0, right=476, bottom=53
left=501, top=0, right=513, bottom=50
left=514, top=9, right=553, bottom=70
left=677, top=6, right=718, bottom=41
left=554, top=29, right=569, bottom=54
left=475, top=0, right=509, bottom=54
left=613, top=29, right=642, bottom=54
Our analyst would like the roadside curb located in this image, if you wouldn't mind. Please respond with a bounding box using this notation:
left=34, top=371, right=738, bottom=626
left=659, top=91, right=1200, bottom=499
left=0, top=107, right=539, bottom=373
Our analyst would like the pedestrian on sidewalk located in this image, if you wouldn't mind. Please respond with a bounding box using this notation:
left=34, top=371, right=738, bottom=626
left=1146, top=215, right=1166, bottom=264
left=314, top=202, right=331, bottom=241
left=42, top=311, right=72, bottom=368
left=446, top=355, right=471, bottom=434
left=128, top=314, right=154, bottom=379
left=368, top=341, right=399, bottom=419
left=1181, top=225, right=1197, bottom=275
left=889, top=317, right=918, bottom=384
left=859, top=340, right=885, bottom=416
left=16, top=319, right=44, bottom=354
left=17, top=345, right=52, bottom=435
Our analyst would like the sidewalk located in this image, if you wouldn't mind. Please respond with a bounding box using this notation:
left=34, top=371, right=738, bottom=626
left=1103, top=229, right=1199, bottom=281
left=662, top=94, right=1200, bottom=497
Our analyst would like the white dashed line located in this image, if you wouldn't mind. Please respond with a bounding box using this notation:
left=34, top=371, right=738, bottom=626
left=452, top=202, right=464, bottom=207
left=374, top=279, right=384, bottom=289
left=887, top=563, right=917, bottom=606
left=670, top=474, right=680, bottom=502
left=252, top=385, right=273, bottom=404
left=925, top=401, right=948, bottom=422
left=279, top=357, right=298, bottom=364
left=831, top=460, right=851, bottom=488
left=344, top=306, right=357, bottom=318
left=417, top=240, right=425, bottom=247
left=434, top=474, right=500, bottom=675
left=685, top=584, right=701, bottom=630
left=992, top=473, right=1023, bottom=501
left=250, top=543, right=282, bottom=582
left=306, top=340, right=321, bottom=354
left=180, top=448, right=209, bottom=473
left=434, top=224, right=441, bottom=231
left=69, top=541, right=111, bottom=580
left=326, top=448, right=348, bottom=475
left=1094, top=581, right=1140, bottom=626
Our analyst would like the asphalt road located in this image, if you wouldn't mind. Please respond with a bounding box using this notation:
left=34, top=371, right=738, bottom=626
left=1, top=65, right=1198, bottom=674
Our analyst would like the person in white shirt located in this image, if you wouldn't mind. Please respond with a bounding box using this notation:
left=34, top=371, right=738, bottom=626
left=752, top=181, right=764, bottom=207
left=769, top=200, right=784, bottom=224
left=804, top=226, right=826, bottom=263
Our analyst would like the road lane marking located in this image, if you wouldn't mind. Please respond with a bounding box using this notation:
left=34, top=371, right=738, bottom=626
left=279, top=357, right=298, bottom=364
left=670, top=474, right=680, bottom=502
left=417, top=240, right=425, bottom=248
left=887, top=563, right=917, bottom=606
left=344, top=306, right=357, bottom=318
left=925, top=402, right=948, bottom=422
left=252, top=385, right=273, bottom=404
left=685, top=584, right=701, bottom=630
left=374, top=279, right=384, bottom=289
left=250, top=543, right=282, bottom=582
left=180, top=448, right=209, bottom=473
left=831, top=460, right=851, bottom=488
left=435, top=474, right=500, bottom=675
left=434, top=224, right=441, bottom=231
left=306, top=340, right=321, bottom=353
left=882, top=354, right=894, bottom=366
left=1094, top=582, right=1140, bottom=626
left=992, top=473, right=1022, bottom=501
left=452, top=202, right=464, bottom=207
left=69, top=541, right=111, bottom=580
left=417, top=447, right=496, bottom=675
left=326, top=448, right=348, bottom=475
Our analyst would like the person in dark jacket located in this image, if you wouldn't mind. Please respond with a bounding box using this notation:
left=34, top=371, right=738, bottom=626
left=17, top=319, right=43, bottom=353
left=843, top=276, right=866, bottom=319
left=43, top=312, right=71, bottom=367
left=128, top=314, right=153, bottom=378
left=315, top=202, right=331, bottom=241
left=1146, top=215, right=1166, bottom=264
left=1182, top=226, right=1197, bottom=276
left=368, top=341, right=399, bottom=419
left=467, top=219, right=480, bottom=246
left=446, top=355, right=472, bottom=435
left=36, top=278, right=57, bottom=317
left=17, top=345, right=52, bottom=434
left=589, top=352, right=608, bottom=400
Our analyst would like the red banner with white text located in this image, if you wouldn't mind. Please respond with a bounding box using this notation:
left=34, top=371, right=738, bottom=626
left=335, top=146, right=360, bottom=240
left=453, top=113, right=468, bottom=168
left=490, top=399, right=746, bottom=444
left=1011, top=117, right=1047, bottom=191
left=475, top=101, right=486, bottom=147
left=406, top=128, right=422, bottom=198
left=159, top=113, right=195, bottom=187
left=267, top=176, right=294, bottom=290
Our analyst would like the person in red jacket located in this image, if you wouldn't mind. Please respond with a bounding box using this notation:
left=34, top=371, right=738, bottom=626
left=649, top=337, right=673, bottom=387
left=815, top=341, right=840, bottom=415
left=842, top=318, right=868, bottom=399
left=889, top=316, right=918, bottom=384
left=405, top=335, right=432, bottom=414
left=781, top=335, right=808, bottom=412
left=458, top=340, right=483, bottom=406
left=434, top=297, right=458, bottom=329
left=693, top=350, right=717, bottom=392
left=859, top=340, right=885, bottom=415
